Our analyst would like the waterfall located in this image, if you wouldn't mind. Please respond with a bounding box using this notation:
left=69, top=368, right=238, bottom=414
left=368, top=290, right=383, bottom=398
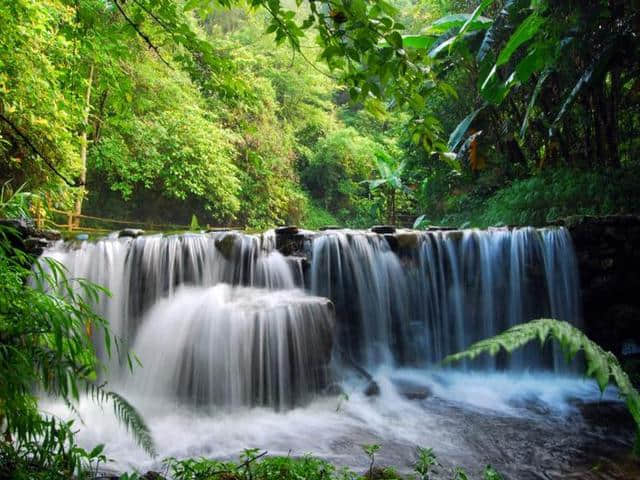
left=309, top=227, right=581, bottom=370
left=42, top=226, right=581, bottom=409
left=125, top=285, right=333, bottom=410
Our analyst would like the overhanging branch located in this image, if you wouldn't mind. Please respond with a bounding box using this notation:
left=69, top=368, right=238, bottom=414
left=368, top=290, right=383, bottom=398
left=0, top=113, right=82, bottom=188
left=112, top=0, right=173, bottom=69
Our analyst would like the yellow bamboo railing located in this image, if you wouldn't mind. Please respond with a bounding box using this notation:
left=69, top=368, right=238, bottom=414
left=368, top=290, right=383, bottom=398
left=45, top=208, right=242, bottom=234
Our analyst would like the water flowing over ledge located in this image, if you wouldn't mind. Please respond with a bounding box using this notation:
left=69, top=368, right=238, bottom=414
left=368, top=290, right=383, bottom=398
left=44, top=226, right=581, bottom=391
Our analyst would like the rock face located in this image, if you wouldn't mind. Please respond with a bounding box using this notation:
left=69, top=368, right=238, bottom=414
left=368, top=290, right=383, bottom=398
left=275, top=226, right=310, bottom=256
left=559, top=215, right=640, bottom=359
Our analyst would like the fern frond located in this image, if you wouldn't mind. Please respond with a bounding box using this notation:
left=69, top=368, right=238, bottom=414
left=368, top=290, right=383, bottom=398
left=107, top=391, right=156, bottom=458
left=444, top=318, right=640, bottom=454
left=86, top=385, right=156, bottom=457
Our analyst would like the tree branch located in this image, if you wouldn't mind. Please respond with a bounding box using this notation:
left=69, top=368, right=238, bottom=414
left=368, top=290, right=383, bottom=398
left=0, top=113, right=81, bottom=188
left=112, top=0, right=173, bottom=69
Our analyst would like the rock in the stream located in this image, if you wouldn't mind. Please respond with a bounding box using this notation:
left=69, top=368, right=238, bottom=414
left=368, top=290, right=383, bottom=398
left=39, top=229, right=62, bottom=241
left=364, top=380, right=380, bottom=396
left=214, top=233, right=238, bottom=259
left=275, top=225, right=299, bottom=235
left=142, top=472, right=166, bottom=480
left=119, top=228, right=145, bottom=238
left=324, top=383, right=345, bottom=396
left=391, top=378, right=432, bottom=400
left=24, top=237, right=50, bottom=256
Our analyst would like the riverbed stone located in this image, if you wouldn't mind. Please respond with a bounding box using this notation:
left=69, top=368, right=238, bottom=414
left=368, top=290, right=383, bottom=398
left=214, top=233, right=238, bottom=260
left=364, top=380, right=380, bottom=396
left=391, top=378, right=432, bottom=400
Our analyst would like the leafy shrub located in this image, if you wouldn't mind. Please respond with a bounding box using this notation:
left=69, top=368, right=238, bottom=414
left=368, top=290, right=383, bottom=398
left=301, top=200, right=340, bottom=230
left=480, top=166, right=640, bottom=226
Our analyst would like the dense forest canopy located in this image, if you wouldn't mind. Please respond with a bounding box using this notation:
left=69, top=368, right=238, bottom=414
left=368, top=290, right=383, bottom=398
left=1, top=0, right=639, bottom=230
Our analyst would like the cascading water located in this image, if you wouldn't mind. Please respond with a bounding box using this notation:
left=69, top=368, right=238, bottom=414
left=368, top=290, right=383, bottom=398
left=126, top=285, right=333, bottom=409
left=41, top=226, right=628, bottom=478
left=45, top=227, right=581, bottom=390
left=309, top=227, right=581, bottom=370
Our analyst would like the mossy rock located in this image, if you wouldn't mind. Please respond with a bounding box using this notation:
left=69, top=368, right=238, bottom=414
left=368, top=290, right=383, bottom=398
left=214, top=233, right=238, bottom=260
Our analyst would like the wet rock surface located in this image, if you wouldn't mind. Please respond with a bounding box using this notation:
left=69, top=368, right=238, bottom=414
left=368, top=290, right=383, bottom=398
left=560, top=215, right=640, bottom=364
left=119, top=228, right=145, bottom=238
left=0, top=218, right=61, bottom=256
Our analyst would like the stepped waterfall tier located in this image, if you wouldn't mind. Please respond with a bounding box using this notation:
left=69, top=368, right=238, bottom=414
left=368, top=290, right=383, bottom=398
left=44, top=227, right=581, bottom=405
left=127, top=285, right=334, bottom=409
left=310, top=227, right=580, bottom=369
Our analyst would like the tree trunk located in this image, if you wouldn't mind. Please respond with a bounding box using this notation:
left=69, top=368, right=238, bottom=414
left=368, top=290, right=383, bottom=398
left=74, top=64, right=94, bottom=227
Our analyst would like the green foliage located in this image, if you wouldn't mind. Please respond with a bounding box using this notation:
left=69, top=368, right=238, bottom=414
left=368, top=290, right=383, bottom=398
left=480, top=167, right=640, bottom=227
left=362, top=443, right=380, bottom=479
left=301, top=201, right=340, bottom=230
left=444, top=318, right=640, bottom=453
left=482, top=466, right=503, bottom=480
left=414, top=446, right=437, bottom=479
left=0, top=182, right=37, bottom=220
left=0, top=418, right=107, bottom=480
left=0, top=228, right=155, bottom=477
left=302, top=128, right=379, bottom=218
left=166, top=452, right=337, bottom=480
left=363, top=151, right=412, bottom=225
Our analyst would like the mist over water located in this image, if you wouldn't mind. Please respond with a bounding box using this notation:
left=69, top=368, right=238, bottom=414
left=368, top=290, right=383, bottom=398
left=41, top=227, right=631, bottom=477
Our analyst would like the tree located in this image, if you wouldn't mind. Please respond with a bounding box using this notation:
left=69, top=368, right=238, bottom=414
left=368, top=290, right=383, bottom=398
left=363, top=150, right=411, bottom=225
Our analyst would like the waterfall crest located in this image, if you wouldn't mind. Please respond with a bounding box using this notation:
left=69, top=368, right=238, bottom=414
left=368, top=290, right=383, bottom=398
left=43, top=226, right=581, bottom=408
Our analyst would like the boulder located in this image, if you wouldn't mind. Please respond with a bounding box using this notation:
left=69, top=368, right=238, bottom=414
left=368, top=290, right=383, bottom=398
left=371, top=225, right=396, bottom=234
left=275, top=225, right=299, bottom=235
left=391, top=378, right=432, bottom=400
left=38, top=229, right=62, bottom=241
left=24, top=237, right=49, bottom=256
left=214, top=233, right=238, bottom=260
left=119, top=228, right=145, bottom=238
left=364, top=380, right=380, bottom=396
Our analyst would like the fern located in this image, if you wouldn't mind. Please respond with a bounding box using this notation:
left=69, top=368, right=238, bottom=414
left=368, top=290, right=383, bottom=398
left=86, top=385, right=156, bottom=457
left=444, top=318, right=640, bottom=453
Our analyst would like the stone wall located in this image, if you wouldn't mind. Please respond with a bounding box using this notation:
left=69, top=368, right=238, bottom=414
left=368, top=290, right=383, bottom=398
left=560, top=215, right=640, bottom=357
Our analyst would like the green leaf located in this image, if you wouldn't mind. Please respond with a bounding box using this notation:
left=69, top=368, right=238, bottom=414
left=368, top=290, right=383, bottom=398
left=183, top=0, right=202, bottom=11
left=520, top=70, right=550, bottom=138
left=402, top=35, right=436, bottom=49
left=496, top=13, right=545, bottom=67
left=448, top=107, right=484, bottom=151
left=477, top=0, right=529, bottom=63
left=449, top=0, right=496, bottom=51
left=429, top=13, right=493, bottom=34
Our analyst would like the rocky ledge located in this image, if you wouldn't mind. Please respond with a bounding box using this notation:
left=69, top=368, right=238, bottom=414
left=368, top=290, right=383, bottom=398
left=0, top=218, right=62, bottom=257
